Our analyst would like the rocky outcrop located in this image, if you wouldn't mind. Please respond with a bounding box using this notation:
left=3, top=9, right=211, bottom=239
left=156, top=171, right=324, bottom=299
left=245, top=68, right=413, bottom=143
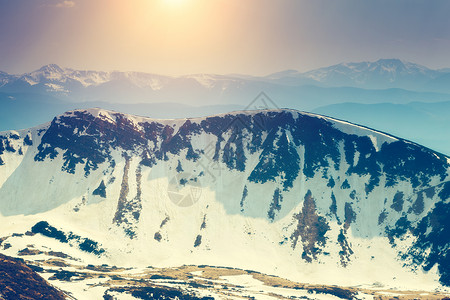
left=0, top=253, right=66, bottom=299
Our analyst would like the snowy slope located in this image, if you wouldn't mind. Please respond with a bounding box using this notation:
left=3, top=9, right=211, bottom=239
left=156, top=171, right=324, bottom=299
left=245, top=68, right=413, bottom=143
left=0, top=108, right=449, bottom=293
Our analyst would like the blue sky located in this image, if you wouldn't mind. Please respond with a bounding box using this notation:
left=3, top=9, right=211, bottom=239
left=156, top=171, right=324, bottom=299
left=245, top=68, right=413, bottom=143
left=1, top=0, right=450, bottom=75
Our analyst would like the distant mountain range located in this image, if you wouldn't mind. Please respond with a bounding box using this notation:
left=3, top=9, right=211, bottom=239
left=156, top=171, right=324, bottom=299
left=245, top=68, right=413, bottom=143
left=268, top=58, right=450, bottom=92
left=2, top=59, right=450, bottom=95
left=2, top=59, right=450, bottom=108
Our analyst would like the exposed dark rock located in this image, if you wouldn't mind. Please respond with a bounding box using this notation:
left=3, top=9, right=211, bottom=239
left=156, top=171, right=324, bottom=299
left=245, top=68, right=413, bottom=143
left=240, top=185, right=248, bottom=212
left=386, top=216, right=411, bottom=245
left=291, top=191, right=330, bottom=262
left=0, top=137, right=4, bottom=156
left=424, top=186, right=436, bottom=199
left=364, top=175, right=380, bottom=194
left=24, top=134, right=33, bottom=146
left=268, top=188, right=283, bottom=221
left=64, top=152, right=86, bottom=174
left=349, top=190, right=356, bottom=200
left=4, top=139, right=15, bottom=153
left=79, top=238, right=105, bottom=255
left=28, top=264, right=45, bottom=273
left=113, top=154, right=142, bottom=238
left=411, top=192, right=425, bottom=215
left=408, top=201, right=450, bottom=286
left=105, top=285, right=214, bottom=300
left=378, top=210, right=387, bottom=225
left=31, top=221, right=105, bottom=255
left=439, top=181, right=450, bottom=201
left=93, top=180, right=107, bottom=198
left=154, top=232, right=162, bottom=242
left=113, top=153, right=131, bottom=227
left=0, top=137, right=4, bottom=155
left=18, top=247, right=43, bottom=256
left=46, top=260, right=69, bottom=267
left=338, top=201, right=356, bottom=266
left=0, top=253, right=66, bottom=300
left=149, top=274, right=176, bottom=280
left=47, top=251, right=70, bottom=259
left=176, top=160, right=183, bottom=172
left=341, top=179, right=350, bottom=189
left=344, top=202, right=356, bottom=231
left=160, top=216, right=170, bottom=228
left=337, top=229, right=353, bottom=267
left=391, top=191, right=404, bottom=212
left=32, top=221, right=68, bottom=243
left=9, top=133, right=20, bottom=140
left=248, top=129, right=300, bottom=190
left=380, top=142, right=447, bottom=188
left=200, top=215, right=207, bottom=230
left=49, top=269, right=81, bottom=281
left=34, top=111, right=148, bottom=175
left=329, top=192, right=340, bottom=223
left=194, top=235, right=202, bottom=247
left=307, top=286, right=355, bottom=300
left=327, top=176, right=335, bottom=188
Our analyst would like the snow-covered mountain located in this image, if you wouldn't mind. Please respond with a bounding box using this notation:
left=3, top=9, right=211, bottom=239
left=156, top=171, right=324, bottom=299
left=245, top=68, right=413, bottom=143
left=307, top=59, right=438, bottom=85
left=2, top=60, right=450, bottom=105
left=2, top=63, right=167, bottom=89
left=0, top=108, right=449, bottom=295
left=270, top=59, right=446, bottom=90
left=0, top=64, right=249, bottom=103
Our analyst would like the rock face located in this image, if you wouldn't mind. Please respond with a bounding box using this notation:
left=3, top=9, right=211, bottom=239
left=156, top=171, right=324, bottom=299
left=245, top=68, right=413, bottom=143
left=0, top=108, right=449, bottom=289
left=0, top=253, right=66, bottom=299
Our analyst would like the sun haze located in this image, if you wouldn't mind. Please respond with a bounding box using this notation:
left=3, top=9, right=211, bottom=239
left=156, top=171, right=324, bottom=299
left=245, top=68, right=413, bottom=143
left=0, top=0, right=449, bottom=75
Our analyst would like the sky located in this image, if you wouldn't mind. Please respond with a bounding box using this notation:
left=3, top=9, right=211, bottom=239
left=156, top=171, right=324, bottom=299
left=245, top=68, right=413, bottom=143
left=1, top=0, right=450, bottom=76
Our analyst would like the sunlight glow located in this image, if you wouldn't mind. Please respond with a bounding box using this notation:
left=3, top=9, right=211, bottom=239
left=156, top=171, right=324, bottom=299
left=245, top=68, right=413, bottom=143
left=163, top=0, right=187, bottom=7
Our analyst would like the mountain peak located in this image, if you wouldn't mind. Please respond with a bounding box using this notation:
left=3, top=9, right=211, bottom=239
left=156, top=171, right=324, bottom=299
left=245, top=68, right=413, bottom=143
left=371, top=58, right=433, bottom=71
left=265, top=69, right=301, bottom=79
left=35, top=64, right=66, bottom=74
left=374, top=58, right=406, bottom=65
left=302, top=58, right=438, bottom=88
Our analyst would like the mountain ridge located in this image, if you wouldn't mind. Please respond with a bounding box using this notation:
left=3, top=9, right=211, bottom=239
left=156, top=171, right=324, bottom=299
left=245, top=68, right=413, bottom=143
left=2, top=58, right=450, bottom=93
left=3, top=106, right=442, bottom=156
left=313, top=101, right=450, bottom=157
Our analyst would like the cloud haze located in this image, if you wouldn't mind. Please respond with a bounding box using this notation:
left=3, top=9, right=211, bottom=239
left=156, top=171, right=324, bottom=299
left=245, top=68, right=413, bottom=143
left=54, top=1, right=75, bottom=8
